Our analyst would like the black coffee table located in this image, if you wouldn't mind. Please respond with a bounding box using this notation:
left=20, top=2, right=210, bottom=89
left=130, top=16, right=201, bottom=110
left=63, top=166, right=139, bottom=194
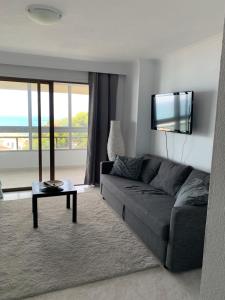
left=32, top=180, right=77, bottom=228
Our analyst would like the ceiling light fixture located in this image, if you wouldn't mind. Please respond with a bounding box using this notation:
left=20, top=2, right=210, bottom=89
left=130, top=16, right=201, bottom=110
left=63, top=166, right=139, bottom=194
left=26, top=4, right=62, bottom=25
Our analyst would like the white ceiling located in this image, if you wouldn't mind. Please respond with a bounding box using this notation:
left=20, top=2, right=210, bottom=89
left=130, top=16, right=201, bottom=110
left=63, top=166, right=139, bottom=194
left=0, top=0, right=225, bottom=62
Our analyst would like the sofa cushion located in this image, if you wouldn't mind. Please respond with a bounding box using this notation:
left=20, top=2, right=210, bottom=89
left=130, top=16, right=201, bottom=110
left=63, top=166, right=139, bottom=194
left=101, top=173, right=149, bottom=198
left=110, top=155, right=144, bottom=180
left=124, top=192, right=175, bottom=241
left=184, top=169, right=210, bottom=188
left=101, top=174, right=175, bottom=241
left=174, top=178, right=209, bottom=207
left=140, top=157, right=162, bottom=184
left=150, top=160, right=193, bottom=196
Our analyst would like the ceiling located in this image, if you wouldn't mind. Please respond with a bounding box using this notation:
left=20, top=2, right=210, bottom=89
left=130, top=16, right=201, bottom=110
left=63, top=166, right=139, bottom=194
left=0, top=0, right=224, bottom=62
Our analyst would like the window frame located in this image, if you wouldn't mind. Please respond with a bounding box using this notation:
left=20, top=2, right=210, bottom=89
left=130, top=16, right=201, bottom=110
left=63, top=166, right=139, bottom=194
left=0, top=77, right=89, bottom=152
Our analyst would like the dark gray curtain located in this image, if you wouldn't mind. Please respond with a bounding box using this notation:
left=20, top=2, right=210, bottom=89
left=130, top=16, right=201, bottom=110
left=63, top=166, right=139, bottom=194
left=84, top=72, right=118, bottom=185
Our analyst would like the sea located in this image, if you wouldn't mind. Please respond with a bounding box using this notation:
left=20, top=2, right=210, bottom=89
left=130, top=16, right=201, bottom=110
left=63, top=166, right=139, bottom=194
left=0, top=116, right=49, bottom=126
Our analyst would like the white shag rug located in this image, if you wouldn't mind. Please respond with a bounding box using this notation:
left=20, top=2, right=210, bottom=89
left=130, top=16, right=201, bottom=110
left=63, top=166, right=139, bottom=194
left=0, top=190, right=159, bottom=300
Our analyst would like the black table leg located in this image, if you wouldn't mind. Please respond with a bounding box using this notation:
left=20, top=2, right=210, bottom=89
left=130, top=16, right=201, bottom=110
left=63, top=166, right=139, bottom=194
left=66, top=194, right=70, bottom=209
left=33, top=196, right=38, bottom=228
left=72, top=193, right=77, bottom=223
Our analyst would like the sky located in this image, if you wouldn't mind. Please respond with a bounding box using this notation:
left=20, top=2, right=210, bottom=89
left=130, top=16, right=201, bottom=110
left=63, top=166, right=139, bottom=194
left=0, top=89, right=88, bottom=120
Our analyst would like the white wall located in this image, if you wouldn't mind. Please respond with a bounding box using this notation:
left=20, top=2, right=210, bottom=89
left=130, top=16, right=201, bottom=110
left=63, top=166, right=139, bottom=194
left=200, top=25, right=225, bottom=300
left=0, top=51, right=130, bottom=75
left=0, top=64, right=88, bottom=83
left=136, top=59, right=159, bottom=156
left=0, top=150, right=87, bottom=170
left=121, top=59, right=159, bottom=157
left=122, top=61, right=140, bottom=156
left=149, top=34, right=222, bottom=171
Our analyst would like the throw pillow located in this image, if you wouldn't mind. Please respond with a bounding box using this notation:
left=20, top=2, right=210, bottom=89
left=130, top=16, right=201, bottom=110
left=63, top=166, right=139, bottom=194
left=140, top=158, right=162, bottom=184
left=110, top=155, right=144, bottom=180
left=150, top=160, right=192, bottom=196
left=174, top=178, right=209, bottom=207
left=184, top=169, right=210, bottom=188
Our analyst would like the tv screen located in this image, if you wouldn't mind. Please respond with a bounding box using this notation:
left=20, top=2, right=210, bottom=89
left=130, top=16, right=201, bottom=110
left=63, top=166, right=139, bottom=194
left=151, top=91, right=193, bottom=134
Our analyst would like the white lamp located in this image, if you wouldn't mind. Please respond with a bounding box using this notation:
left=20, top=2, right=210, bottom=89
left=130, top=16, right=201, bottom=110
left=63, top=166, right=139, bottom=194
left=107, top=120, right=125, bottom=161
left=26, top=5, right=62, bottom=25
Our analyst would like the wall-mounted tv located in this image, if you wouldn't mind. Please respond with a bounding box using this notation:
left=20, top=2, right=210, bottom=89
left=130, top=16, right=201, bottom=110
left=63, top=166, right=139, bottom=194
left=151, top=91, right=193, bottom=134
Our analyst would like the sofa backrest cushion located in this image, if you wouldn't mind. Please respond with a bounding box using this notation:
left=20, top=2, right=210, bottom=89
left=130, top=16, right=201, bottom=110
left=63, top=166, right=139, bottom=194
left=184, top=169, right=210, bottom=188
left=150, top=160, right=193, bottom=196
left=174, top=178, right=209, bottom=207
left=140, top=157, right=162, bottom=184
left=110, top=155, right=144, bottom=180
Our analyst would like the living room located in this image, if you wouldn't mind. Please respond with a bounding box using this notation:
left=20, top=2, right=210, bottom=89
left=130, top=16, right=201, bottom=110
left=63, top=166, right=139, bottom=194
left=0, top=1, right=225, bottom=299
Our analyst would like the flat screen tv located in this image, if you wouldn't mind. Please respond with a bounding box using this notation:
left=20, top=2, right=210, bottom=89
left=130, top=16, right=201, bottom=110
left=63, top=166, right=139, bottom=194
left=151, top=91, right=193, bottom=134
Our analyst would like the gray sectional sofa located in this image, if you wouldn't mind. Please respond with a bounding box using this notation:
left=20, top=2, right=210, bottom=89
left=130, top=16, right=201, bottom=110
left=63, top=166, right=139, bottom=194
left=100, top=155, right=209, bottom=272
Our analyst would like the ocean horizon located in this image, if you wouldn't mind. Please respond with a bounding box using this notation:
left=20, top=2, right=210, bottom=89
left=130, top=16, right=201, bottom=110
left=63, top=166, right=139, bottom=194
left=0, top=116, right=49, bottom=126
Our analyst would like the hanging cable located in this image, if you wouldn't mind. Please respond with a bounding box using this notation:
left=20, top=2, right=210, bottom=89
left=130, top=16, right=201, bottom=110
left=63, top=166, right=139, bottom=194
left=181, top=134, right=188, bottom=162
left=165, top=131, right=168, bottom=159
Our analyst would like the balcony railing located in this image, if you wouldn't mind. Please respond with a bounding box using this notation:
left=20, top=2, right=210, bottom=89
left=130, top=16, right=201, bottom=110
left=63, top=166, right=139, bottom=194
left=0, top=126, right=88, bottom=151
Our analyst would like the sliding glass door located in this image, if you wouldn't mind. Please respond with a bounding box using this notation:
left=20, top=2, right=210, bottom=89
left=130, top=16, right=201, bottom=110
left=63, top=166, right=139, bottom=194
left=0, top=80, right=52, bottom=190
left=54, top=82, right=89, bottom=185
left=0, top=81, right=37, bottom=189
left=0, top=78, right=89, bottom=191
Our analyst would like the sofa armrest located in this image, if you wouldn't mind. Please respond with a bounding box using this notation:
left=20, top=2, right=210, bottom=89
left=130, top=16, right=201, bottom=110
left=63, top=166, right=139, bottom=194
left=166, top=205, right=207, bottom=272
left=100, top=161, right=114, bottom=174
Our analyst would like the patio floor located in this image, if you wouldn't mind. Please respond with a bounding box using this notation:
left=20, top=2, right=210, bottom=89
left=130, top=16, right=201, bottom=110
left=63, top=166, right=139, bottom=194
left=1, top=166, right=86, bottom=189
